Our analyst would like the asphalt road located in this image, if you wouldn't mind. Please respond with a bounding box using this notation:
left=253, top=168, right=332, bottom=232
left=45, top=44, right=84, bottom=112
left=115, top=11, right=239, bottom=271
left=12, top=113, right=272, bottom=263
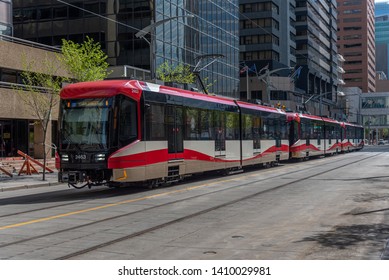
left=0, top=146, right=389, bottom=260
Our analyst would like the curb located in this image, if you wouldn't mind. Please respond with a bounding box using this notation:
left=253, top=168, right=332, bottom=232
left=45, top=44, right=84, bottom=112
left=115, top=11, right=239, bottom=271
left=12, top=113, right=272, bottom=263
left=0, top=181, right=61, bottom=192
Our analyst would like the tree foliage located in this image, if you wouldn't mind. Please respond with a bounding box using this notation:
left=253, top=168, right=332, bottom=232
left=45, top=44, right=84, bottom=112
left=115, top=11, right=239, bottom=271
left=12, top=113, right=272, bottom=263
left=16, top=37, right=110, bottom=180
left=59, top=36, right=111, bottom=82
left=156, top=62, right=196, bottom=84
left=16, top=54, right=66, bottom=180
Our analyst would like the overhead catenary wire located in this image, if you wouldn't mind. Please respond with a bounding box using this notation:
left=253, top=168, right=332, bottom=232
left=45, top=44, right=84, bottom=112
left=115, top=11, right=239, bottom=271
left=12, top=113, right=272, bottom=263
left=55, top=0, right=232, bottom=64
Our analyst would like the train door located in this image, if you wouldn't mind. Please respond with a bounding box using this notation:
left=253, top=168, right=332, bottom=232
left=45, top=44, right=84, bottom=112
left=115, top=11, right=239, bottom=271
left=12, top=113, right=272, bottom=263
left=166, top=105, right=184, bottom=159
left=214, top=111, right=226, bottom=157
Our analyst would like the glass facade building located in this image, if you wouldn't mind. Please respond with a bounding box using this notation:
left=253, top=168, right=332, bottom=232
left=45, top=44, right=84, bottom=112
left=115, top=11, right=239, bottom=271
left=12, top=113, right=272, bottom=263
left=376, top=2, right=389, bottom=17
left=376, top=2, right=389, bottom=77
left=12, top=0, right=240, bottom=98
left=361, top=95, right=389, bottom=127
left=0, top=0, right=12, bottom=35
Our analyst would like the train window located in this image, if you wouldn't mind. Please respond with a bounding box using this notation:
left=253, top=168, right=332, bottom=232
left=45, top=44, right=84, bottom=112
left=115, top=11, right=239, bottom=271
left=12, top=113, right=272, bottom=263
left=242, top=114, right=261, bottom=149
left=263, top=119, right=277, bottom=140
left=185, top=108, right=200, bottom=140
left=313, top=122, right=322, bottom=145
left=226, top=112, right=239, bottom=140
left=118, top=97, right=138, bottom=147
left=279, top=119, right=288, bottom=140
left=242, top=114, right=253, bottom=140
left=213, top=111, right=226, bottom=151
left=253, top=116, right=261, bottom=149
left=200, top=110, right=212, bottom=140
left=145, top=103, right=166, bottom=141
left=301, top=121, right=309, bottom=139
left=327, top=125, right=333, bottom=144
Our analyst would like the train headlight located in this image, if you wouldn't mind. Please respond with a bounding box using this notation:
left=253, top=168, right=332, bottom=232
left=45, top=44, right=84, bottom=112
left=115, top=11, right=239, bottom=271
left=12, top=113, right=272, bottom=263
left=61, top=154, right=69, bottom=162
left=95, top=154, right=106, bottom=161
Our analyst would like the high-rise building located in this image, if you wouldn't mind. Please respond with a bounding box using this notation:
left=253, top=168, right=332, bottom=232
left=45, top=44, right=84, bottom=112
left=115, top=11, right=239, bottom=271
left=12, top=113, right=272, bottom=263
left=0, top=0, right=13, bottom=35
left=239, top=0, right=296, bottom=69
left=239, top=0, right=297, bottom=103
left=12, top=0, right=240, bottom=98
left=376, top=1, right=389, bottom=17
left=375, top=1, right=389, bottom=78
left=295, top=0, right=339, bottom=104
left=238, top=0, right=340, bottom=115
left=337, top=0, right=376, bottom=93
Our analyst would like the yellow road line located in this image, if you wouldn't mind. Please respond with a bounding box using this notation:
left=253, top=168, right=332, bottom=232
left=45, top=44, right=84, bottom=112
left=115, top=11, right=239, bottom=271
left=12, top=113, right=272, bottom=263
left=0, top=175, right=246, bottom=231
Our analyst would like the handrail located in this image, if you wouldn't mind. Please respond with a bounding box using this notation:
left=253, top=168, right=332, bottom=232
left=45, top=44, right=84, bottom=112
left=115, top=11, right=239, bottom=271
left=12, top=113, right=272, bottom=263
left=0, top=81, right=52, bottom=92
left=0, top=34, right=61, bottom=53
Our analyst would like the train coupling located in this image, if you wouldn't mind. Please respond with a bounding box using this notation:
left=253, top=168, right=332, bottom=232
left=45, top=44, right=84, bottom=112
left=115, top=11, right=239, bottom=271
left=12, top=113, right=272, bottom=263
left=59, top=171, right=86, bottom=184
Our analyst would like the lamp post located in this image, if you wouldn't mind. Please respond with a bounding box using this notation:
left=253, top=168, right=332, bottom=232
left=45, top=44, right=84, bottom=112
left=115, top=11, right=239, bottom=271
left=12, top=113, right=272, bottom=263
left=135, top=15, right=194, bottom=81
left=256, top=67, right=294, bottom=105
left=302, top=91, right=344, bottom=115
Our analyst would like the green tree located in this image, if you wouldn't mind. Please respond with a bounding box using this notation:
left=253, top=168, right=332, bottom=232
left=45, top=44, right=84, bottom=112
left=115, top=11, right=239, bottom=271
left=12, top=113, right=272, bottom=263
left=59, top=36, right=111, bottom=82
left=16, top=54, right=66, bottom=181
left=156, top=62, right=196, bottom=84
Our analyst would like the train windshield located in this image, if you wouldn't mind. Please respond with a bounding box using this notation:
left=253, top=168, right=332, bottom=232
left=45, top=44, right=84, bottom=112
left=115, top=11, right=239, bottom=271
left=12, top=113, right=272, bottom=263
left=60, top=98, right=111, bottom=150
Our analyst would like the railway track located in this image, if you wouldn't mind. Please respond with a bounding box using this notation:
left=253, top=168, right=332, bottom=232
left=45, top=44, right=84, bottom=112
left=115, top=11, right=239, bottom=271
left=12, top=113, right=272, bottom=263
left=0, top=152, right=355, bottom=219
left=0, top=152, right=382, bottom=259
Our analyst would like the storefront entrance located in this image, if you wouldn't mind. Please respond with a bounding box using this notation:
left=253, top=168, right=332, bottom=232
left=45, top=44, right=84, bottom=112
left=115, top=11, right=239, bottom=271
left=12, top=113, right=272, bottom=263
left=0, top=119, right=29, bottom=158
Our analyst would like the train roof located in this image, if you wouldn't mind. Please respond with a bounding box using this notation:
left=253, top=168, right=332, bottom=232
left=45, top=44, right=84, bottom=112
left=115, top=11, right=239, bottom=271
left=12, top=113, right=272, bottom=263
left=61, top=80, right=286, bottom=115
left=60, top=80, right=135, bottom=99
left=286, top=112, right=342, bottom=124
left=60, top=79, right=238, bottom=107
left=235, top=100, right=286, bottom=115
left=342, top=121, right=363, bottom=128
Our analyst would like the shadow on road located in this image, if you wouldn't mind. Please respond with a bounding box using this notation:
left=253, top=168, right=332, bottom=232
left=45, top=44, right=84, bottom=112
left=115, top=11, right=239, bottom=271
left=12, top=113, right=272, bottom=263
left=296, top=224, right=389, bottom=250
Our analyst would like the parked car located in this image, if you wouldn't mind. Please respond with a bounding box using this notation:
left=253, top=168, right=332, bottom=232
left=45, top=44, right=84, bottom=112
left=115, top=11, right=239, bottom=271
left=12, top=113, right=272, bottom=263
left=378, top=139, right=385, bottom=145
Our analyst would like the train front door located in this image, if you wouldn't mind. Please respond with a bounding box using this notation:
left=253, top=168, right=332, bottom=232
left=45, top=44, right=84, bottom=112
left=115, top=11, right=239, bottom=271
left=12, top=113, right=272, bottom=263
left=166, top=105, right=184, bottom=159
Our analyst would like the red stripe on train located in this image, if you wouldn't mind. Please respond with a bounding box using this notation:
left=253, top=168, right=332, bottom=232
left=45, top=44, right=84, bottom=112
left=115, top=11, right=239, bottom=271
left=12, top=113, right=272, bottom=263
left=108, top=145, right=289, bottom=169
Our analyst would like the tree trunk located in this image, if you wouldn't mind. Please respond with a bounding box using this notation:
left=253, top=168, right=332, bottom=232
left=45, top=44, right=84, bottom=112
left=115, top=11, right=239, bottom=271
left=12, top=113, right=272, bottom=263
left=42, top=130, right=47, bottom=181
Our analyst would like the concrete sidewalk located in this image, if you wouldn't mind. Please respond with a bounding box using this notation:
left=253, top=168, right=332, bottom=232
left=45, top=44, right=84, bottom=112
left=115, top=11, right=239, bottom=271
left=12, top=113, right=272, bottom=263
left=0, top=172, right=59, bottom=192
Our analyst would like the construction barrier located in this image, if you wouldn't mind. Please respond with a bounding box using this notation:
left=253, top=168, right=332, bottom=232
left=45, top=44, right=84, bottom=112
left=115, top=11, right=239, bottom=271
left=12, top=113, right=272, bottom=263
left=0, top=165, right=13, bottom=177
left=17, top=150, right=54, bottom=176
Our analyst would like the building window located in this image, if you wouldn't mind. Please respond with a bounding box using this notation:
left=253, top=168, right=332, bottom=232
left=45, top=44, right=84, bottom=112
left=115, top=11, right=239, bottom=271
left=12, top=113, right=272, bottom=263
left=343, top=9, right=362, bottom=14
left=343, top=34, right=362, bottom=40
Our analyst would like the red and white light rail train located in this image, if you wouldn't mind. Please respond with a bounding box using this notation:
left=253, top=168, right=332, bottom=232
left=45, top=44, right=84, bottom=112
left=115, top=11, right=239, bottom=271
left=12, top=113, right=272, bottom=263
left=57, top=80, right=364, bottom=189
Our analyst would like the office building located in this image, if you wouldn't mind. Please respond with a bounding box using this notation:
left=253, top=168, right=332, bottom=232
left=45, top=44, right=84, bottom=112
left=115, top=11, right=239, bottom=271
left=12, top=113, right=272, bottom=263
left=12, top=0, right=240, bottom=98
left=376, top=1, right=389, bottom=78
left=337, top=0, right=376, bottom=93
left=0, top=35, right=68, bottom=158
left=295, top=0, right=339, bottom=109
left=0, top=0, right=12, bottom=35
left=239, top=0, right=340, bottom=116
left=239, top=0, right=297, bottom=104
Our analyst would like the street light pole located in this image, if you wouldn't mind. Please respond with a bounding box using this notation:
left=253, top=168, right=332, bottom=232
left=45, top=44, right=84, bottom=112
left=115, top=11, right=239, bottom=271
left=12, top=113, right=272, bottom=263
left=135, top=15, right=194, bottom=81
left=302, top=91, right=343, bottom=115
left=256, top=67, right=293, bottom=105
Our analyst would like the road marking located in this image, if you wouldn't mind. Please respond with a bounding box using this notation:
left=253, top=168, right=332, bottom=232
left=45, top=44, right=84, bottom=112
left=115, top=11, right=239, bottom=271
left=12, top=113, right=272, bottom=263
left=0, top=175, right=249, bottom=231
left=0, top=162, right=300, bottom=231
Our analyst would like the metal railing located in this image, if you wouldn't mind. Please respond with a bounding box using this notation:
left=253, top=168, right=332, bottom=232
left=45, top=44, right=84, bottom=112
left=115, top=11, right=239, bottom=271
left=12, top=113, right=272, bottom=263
left=0, top=34, right=61, bottom=53
left=0, top=81, right=52, bottom=93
